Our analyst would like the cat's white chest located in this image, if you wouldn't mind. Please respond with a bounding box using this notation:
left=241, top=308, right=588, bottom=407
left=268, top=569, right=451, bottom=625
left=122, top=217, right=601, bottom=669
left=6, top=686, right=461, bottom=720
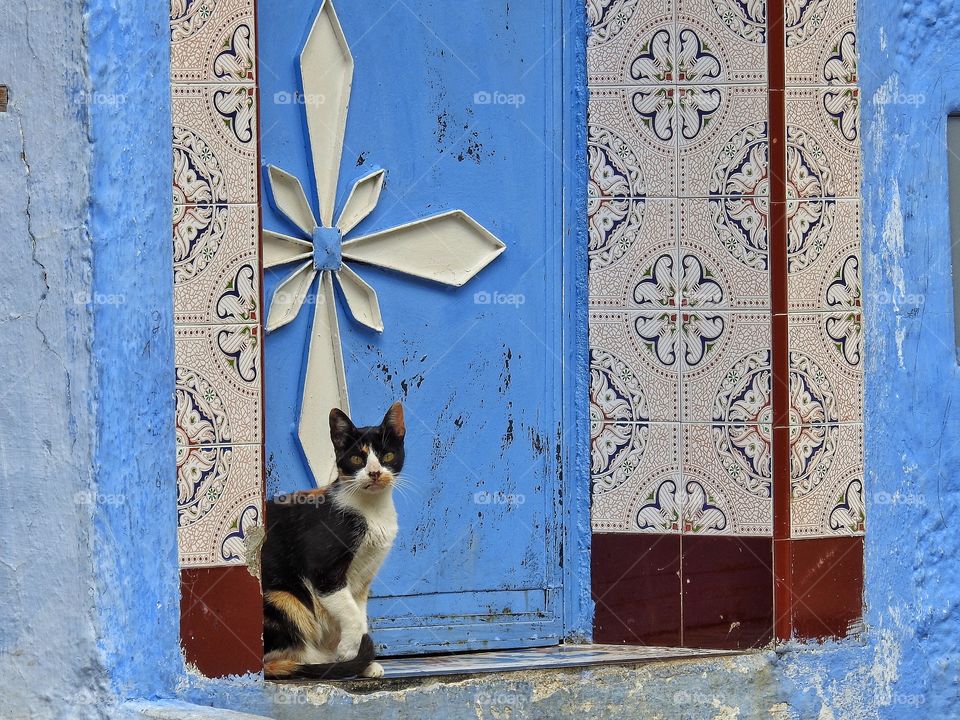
left=347, top=497, right=398, bottom=593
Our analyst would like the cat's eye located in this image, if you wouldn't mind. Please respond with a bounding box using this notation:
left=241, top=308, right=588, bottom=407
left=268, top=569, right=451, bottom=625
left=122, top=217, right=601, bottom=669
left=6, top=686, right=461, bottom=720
left=350, top=455, right=363, bottom=465
left=382, top=452, right=395, bottom=463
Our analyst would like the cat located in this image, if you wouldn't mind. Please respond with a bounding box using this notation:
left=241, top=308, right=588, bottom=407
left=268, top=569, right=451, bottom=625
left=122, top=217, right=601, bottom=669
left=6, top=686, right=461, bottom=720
left=261, top=402, right=405, bottom=680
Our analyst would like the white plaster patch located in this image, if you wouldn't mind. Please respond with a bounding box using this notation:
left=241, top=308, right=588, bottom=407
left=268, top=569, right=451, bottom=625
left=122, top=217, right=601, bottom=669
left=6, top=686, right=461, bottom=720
left=881, top=181, right=907, bottom=368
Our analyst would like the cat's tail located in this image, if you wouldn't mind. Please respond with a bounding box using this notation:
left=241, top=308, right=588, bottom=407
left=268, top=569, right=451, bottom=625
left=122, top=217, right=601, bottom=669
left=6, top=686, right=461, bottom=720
left=264, top=634, right=376, bottom=681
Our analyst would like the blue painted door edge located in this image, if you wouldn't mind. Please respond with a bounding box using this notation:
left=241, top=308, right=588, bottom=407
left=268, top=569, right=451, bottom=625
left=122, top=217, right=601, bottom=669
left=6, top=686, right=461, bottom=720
left=559, top=0, right=593, bottom=642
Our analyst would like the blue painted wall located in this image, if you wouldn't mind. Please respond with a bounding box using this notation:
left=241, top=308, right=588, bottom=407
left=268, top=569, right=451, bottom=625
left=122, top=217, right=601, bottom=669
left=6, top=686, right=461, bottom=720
left=4, top=0, right=960, bottom=717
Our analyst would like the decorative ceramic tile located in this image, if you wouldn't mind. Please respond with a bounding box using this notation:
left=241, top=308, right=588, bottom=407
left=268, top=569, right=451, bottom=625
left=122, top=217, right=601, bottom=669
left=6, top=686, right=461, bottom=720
left=788, top=200, right=860, bottom=311
left=679, top=198, right=769, bottom=310
left=788, top=313, right=863, bottom=424
left=676, top=0, right=766, bottom=84
left=676, top=84, right=768, bottom=197
left=174, top=203, right=260, bottom=325
left=587, top=0, right=676, bottom=85
left=682, top=423, right=772, bottom=535
left=791, top=423, right=863, bottom=537
left=172, top=84, right=259, bottom=205
left=171, top=0, right=257, bottom=84
left=175, top=323, right=262, bottom=446
left=589, top=86, right=678, bottom=198
left=178, top=443, right=263, bottom=567
left=680, top=311, right=771, bottom=424
left=591, top=422, right=681, bottom=533
left=785, top=0, right=857, bottom=86
left=786, top=87, right=861, bottom=199
left=590, top=310, right=681, bottom=422
left=589, top=199, right=679, bottom=309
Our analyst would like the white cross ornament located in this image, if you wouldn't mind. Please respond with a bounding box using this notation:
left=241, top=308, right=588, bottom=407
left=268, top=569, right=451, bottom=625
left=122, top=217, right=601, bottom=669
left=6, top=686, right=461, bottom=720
left=263, top=0, right=506, bottom=486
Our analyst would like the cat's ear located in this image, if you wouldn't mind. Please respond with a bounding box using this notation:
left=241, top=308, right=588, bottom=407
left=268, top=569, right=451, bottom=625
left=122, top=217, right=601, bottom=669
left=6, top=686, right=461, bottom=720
left=329, top=408, right=356, bottom=449
left=382, top=402, right=405, bottom=439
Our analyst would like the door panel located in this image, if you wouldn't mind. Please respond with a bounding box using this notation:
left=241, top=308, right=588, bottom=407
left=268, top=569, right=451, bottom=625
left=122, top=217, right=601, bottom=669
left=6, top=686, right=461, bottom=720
left=259, top=0, right=567, bottom=654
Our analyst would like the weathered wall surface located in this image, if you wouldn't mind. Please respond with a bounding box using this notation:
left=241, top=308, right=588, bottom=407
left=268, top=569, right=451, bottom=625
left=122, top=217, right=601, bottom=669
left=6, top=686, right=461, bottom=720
left=0, top=0, right=105, bottom=717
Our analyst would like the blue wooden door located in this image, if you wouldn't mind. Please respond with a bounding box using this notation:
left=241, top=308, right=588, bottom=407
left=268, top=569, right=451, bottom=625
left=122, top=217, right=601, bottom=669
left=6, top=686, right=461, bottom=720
left=260, top=0, right=572, bottom=655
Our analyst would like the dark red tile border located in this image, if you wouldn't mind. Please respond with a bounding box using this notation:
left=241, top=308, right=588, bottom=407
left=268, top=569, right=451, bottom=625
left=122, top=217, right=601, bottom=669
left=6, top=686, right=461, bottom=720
left=789, top=537, right=864, bottom=640
left=592, top=534, right=681, bottom=646
left=681, top=536, right=773, bottom=650
left=181, top=566, right=263, bottom=677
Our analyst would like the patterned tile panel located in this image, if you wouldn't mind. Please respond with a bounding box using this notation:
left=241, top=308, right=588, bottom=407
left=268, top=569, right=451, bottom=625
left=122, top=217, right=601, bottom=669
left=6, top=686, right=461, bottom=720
left=589, top=85, right=678, bottom=198
left=790, top=423, right=864, bottom=537
left=788, top=312, right=863, bottom=424
left=682, top=423, right=772, bottom=535
left=171, top=0, right=257, bottom=84
left=591, top=422, right=681, bottom=533
left=787, top=200, right=861, bottom=312
left=589, top=199, right=678, bottom=309
left=172, top=84, right=259, bottom=204
left=590, top=311, right=681, bottom=422
left=175, top=323, right=263, bottom=446
left=171, top=1, right=262, bottom=573
left=676, top=0, right=767, bottom=84
left=174, top=203, right=260, bottom=325
left=677, top=84, right=769, bottom=197
left=680, top=311, right=771, bottom=424
left=587, top=0, right=676, bottom=86
left=784, top=0, right=857, bottom=86
left=177, top=443, right=263, bottom=567
left=786, top=86, right=861, bottom=199
left=679, top=198, right=770, bottom=310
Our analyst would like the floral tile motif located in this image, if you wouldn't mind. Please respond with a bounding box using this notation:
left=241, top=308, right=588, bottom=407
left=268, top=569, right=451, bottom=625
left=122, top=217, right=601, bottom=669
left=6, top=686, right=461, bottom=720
left=785, top=0, right=857, bottom=86
left=590, top=311, right=681, bottom=422
left=786, top=86, right=861, bottom=199
left=682, top=423, right=772, bottom=536
left=680, top=311, right=771, bottom=424
left=791, top=423, right=863, bottom=537
left=178, top=443, right=263, bottom=567
left=171, top=0, right=257, bottom=84
left=591, top=422, right=681, bottom=533
left=174, top=203, right=260, bottom=325
left=788, top=313, right=863, bottom=424
left=679, top=198, right=769, bottom=310
left=589, top=86, right=678, bottom=198
left=589, top=199, right=679, bottom=308
left=172, top=84, right=259, bottom=204
left=788, top=200, right=860, bottom=311
left=676, top=84, right=768, bottom=197
left=587, top=0, right=676, bottom=85
left=676, top=0, right=767, bottom=85
left=175, top=323, right=262, bottom=446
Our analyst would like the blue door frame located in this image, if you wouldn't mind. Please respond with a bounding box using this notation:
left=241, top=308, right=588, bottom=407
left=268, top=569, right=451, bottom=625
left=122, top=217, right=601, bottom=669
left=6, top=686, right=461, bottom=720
left=258, top=0, right=590, bottom=654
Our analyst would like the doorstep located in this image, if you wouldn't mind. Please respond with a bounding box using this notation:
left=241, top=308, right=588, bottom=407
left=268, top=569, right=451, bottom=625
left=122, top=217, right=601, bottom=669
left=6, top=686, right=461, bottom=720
left=278, top=644, right=742, bottom=683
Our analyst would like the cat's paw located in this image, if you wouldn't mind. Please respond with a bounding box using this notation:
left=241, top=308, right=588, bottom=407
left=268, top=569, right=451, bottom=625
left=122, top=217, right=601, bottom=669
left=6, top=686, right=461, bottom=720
left=360, top=661, right=384, bottom=679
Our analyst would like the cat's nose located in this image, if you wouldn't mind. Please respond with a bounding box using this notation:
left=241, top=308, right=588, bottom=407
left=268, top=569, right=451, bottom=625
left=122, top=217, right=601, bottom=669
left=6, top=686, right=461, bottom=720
left=368, top=469, right=382, bottom=480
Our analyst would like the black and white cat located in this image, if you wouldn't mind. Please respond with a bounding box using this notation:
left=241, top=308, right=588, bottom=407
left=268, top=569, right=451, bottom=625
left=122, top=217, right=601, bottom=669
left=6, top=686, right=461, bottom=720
left=262, top=402, right=405, bottom=680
